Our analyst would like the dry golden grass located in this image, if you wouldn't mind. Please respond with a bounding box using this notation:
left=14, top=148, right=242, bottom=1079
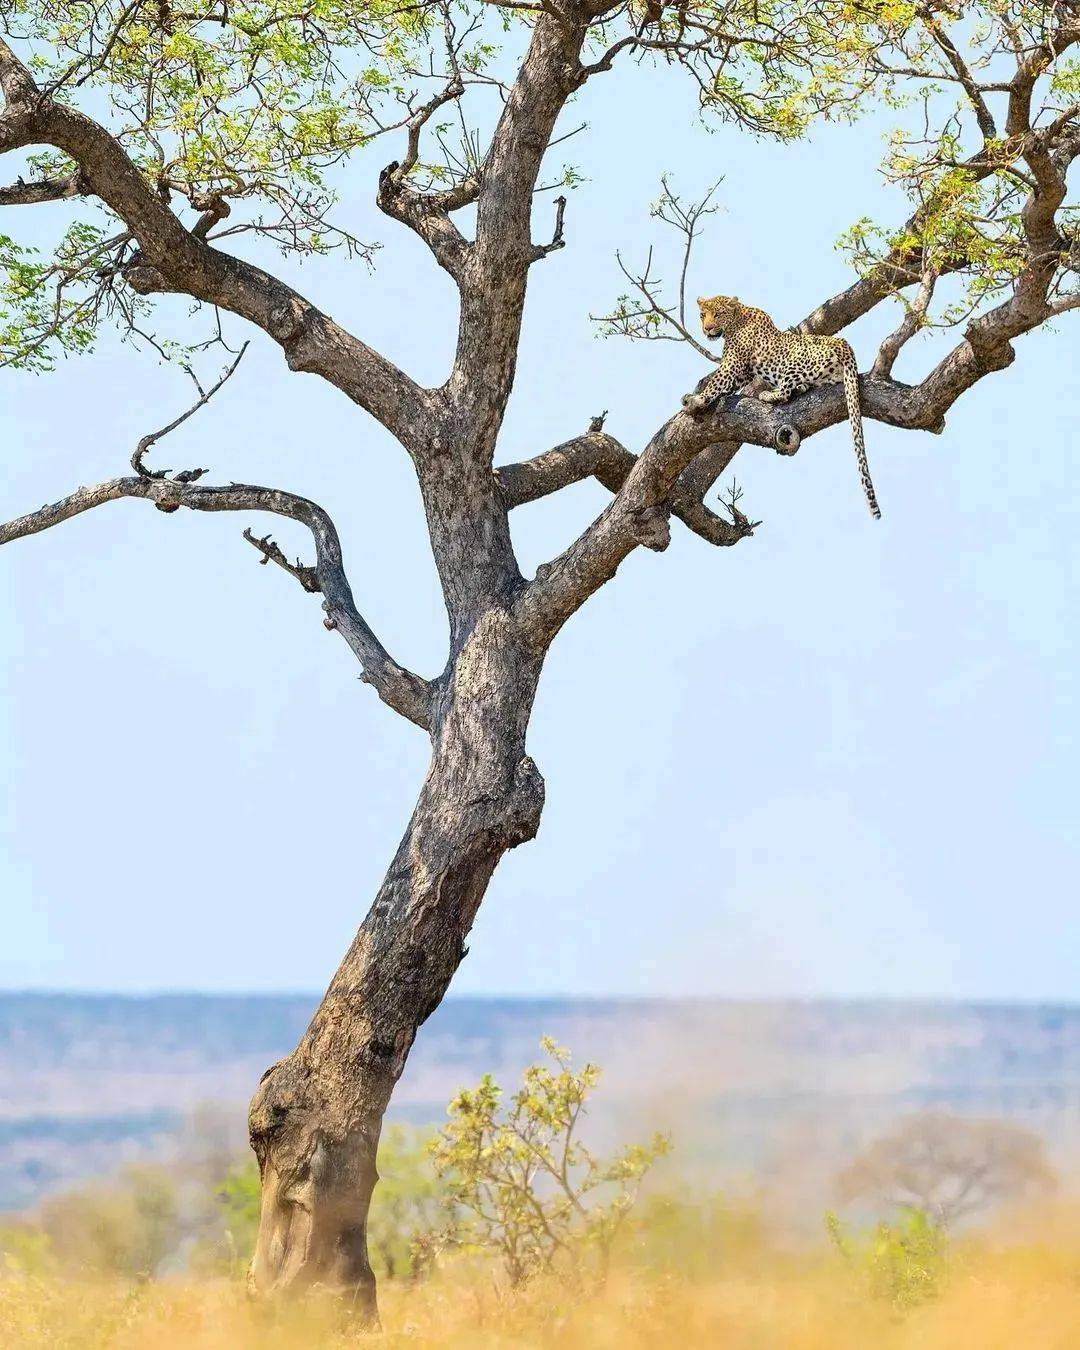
left=3, top=1235, right=1080, bottom=1350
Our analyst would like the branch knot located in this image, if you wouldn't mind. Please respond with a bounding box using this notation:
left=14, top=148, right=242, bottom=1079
left=243, top=529, right=321, bottom=593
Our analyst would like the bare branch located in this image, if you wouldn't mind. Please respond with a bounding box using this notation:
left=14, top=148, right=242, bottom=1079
left=873, top=272, right=937, bottom=377
left=0, top=476, right=432, bottom=730
left=0, top=34, right=36, bottom=107
left=375, top=55, right=476, bottom=282
left=920, top=9, right=997, bottom=141
left=243, top=528, right=320, bottom=594
left=498, top=425, right=748, bottom=548
left=0, top=168, right=86, bottom=205
left=131, top=344, right=249, bottom=478
left=530, top=194, right=567, bottom=262
left=1047, top=293, right=1080, bottom=316
left=595, top=247, right=720, bottom=360
left=594, top=179, right=724, bottom=359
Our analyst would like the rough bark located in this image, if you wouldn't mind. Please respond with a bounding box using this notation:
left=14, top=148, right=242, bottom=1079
left=247, top=608, right=544, bottom=1319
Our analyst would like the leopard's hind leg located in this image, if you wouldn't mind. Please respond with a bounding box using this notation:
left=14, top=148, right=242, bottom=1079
left=757, top=374, right=799, bottom=403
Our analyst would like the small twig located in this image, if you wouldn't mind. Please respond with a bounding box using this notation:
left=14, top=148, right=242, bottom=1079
left=597, top=247, right=720, bottom=362
left=550, top=194, right=567, bottom=248
left=131, top=342, right=249, bottom=479
left=532, top=195, right=568, bottom=261
left=242, top=528, right=321, bottom=593
left=717, top=480, right=760, bottom=536
left=652, top=175, right=722, bottom=329
left=588, top=410, right=608, bottom=433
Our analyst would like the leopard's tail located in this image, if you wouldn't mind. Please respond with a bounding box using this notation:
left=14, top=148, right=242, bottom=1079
left=841, top=354, right=881, bottom=519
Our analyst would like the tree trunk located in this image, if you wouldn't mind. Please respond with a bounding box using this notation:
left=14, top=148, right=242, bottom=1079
left=247, top=605, right=544, bottom=1320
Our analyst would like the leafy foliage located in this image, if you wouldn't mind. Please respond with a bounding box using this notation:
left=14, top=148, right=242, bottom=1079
left=2, top=1, right=1078, bottom=372
left=4, top=1, right=439, bottom=227
left=429, top=1039, right=670, bottom=1288
left=826, top=1206, right=949, bottom=1311
left=630, top=1189, right=770, bottom=1279
left=187, top=1156, right=263, bottom=1277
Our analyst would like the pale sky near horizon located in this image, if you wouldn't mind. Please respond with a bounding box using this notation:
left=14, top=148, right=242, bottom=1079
left=1, top=46, right=1077, bottom=1001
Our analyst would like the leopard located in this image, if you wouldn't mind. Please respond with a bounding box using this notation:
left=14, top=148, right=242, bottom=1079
left=682, top=295, right=881, bottom=519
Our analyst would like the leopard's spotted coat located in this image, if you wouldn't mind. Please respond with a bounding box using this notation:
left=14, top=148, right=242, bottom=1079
left=683, top=296, right=881, bottom=519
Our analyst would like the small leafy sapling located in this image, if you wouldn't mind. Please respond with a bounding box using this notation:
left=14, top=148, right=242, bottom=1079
left=428, top=1039, right=670, bottom=1289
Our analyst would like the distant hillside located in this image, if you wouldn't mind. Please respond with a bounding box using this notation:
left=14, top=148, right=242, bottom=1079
left=1, top=994, right=1078, bottom=1213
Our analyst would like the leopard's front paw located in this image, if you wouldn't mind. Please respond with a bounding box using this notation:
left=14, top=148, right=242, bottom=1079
left=682, top=392, right=708, bottom=415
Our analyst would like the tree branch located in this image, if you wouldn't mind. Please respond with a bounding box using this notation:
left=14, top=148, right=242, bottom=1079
left=872, top=270, right=937, bottom=377
left=376, top=66, right=475, bottom=283
left=497, top=425, right=748, bottom=547
left=450, top=9, right=598, bottom=423
left=0, top=475, right=433, bottom=730
left=131, top=344, right=249, bottom=479
left=0, top=168, right=87, bottom=206
left=530, top=194, right=567, bottom=262
left=920, top=9, right=997, bottom=141
left=0, top=36, right=435, bottom=450
left=516, top=281, right=1078, bottom=644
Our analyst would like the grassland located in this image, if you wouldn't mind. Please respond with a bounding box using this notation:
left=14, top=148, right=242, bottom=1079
left=3, top=1224, right=1080, bottom=1350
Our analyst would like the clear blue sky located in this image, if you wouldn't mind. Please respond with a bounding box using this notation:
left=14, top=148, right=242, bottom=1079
left=2, top=54, right=1077, bottom=999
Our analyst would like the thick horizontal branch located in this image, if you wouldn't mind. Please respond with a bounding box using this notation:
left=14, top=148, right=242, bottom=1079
left=0, top=168, right=86, bottom=205
left=497, top=428, right=746, bottom=547
left=0, top=476, right=433, bottom=730
left=516, top=288, right=1071, bottom=644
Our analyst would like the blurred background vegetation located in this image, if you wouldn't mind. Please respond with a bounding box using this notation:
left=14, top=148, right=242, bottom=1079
left=1, top=1043, right=1075, bottom=1347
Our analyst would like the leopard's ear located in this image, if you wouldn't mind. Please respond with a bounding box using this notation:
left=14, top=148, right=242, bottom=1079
left=697, top=295, right=708, bottom=306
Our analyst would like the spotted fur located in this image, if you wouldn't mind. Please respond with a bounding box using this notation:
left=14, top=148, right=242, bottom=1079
left=682, top=295, right=881, bottom=519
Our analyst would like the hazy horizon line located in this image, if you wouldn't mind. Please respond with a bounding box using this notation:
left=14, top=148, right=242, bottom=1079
left=2, top=988, right=1078, bottom=1011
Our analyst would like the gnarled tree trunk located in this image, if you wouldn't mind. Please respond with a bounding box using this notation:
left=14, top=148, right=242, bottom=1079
left=247, top=607, right=544, bottom=1319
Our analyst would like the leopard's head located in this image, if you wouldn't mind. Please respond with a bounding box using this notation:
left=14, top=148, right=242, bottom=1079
left=697, top=295, right=745, bottom=340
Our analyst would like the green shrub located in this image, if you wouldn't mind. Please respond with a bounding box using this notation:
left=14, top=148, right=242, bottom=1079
left=826, top=1206, right=948, bottom=1310
left=0, top=1222, right=55, bottom=1277
left=429, top=1039, right=670, bottom=1289
left=631, top=1190, right=769, bottom=1278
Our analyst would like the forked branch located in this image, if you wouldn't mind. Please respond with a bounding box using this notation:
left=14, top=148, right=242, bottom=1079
left=0, top=475, right=433, bottom=730
left=131, top=344, right=249, bottom=479
left=498, top=422, right=749, bottom=548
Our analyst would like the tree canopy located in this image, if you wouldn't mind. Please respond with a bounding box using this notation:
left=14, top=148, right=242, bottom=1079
left=1, top=1, right=1076, bottom=380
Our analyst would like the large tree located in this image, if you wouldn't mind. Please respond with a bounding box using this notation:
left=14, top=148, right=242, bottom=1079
left=1, top=0, right=1077, bottom=1319
left=836, top=1112, right=1057, bottom=1229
